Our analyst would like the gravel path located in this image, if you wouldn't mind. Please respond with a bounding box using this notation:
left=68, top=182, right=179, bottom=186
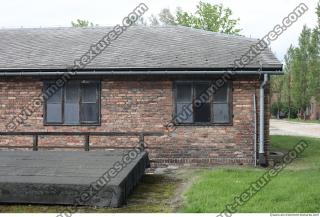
left=270, top=119, right=320, bottom=138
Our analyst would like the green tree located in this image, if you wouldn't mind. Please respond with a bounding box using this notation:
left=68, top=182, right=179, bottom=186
left=271, top=73, right=285, bottom=118
left=291, top=26, right=313, bottom=119
left=71, top=19, right=95, bottom=27
left=282, top=46, right=295, bottom=118
left=309, top=27, right=320, bottom=101
left=175, top=2, right=241, bottom=34
left=312, top=2, right=320, bottom=102
left=279, top=2, right=320, bottom=120
left=148, top=2, right=241, bottom=35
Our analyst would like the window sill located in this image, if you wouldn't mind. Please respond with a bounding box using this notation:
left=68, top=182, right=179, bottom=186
left=173, top=122, right=233, bottom=127
left=44, top=123, right=101, bottom=127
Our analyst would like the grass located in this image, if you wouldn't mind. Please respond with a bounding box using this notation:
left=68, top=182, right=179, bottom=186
left=181, top=136, right=320, bottom=213
left=284, top=118, right=320, bottom=124
left=0, top=174, right=180, bottom=213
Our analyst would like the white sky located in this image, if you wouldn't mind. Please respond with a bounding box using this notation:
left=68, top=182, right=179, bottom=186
left=0, top=0, right=318, bottom=62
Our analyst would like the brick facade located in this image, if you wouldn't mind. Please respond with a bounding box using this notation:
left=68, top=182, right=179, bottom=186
left=310, top=97, right=320, bottom=120
left=0, top=76, right=270, bottom=167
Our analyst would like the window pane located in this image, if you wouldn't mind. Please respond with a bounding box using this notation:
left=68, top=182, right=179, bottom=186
left=176, top=103, right=193, bottom=123
left=177, top=84, right=192, bottom=103
left=65, top=81, right=80, bottom=103
left=195, top=83, right=210, bottom=102
left=81, top=103, right=98, bottom=122
left=213, top=103, right=229, bottom=123
left=46, top=104, right=62, bottom=123
left=82, top=83, right=98, bottom=103
left=194, top=103, right=211, bottom=123
left=64, top=81, right=80, bottom=124
left=45, top=85, right=62, bottom=103
left=214, top=83, right=228, bottom=103
left=64, top=104, right=79, bottom=124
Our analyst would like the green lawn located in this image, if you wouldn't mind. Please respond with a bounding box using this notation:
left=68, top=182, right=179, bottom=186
left=285, top=118, right=320, bottom=124
left=181, top=136, right=320, bottom=213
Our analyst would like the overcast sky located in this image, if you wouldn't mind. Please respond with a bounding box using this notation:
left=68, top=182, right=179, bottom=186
left=0, top=0, right=318, bottom=62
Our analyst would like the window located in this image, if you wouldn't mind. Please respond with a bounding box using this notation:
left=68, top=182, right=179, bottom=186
left=44, top=80, right=100, bottom=125
left=174, top=81, right=232, bottom=125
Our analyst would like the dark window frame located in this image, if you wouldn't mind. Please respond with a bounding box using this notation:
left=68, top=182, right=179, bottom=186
left=43, top=80, right=101, bottom=126
left=173, top=80, right=233, bottom=126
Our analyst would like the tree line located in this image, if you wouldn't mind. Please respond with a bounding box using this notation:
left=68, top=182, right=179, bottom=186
left=271, top=2, right=320, bottom=119
left=71, top=1, right=241, bottom=35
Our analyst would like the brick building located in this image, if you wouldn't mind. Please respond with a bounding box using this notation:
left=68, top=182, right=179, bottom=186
left=0, top=26, right=282, bottom=167
left=309, top=97, right=320, bottom=120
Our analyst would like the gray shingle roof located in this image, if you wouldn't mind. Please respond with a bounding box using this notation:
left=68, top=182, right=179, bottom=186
left=0, top=26, right=282, bottom=71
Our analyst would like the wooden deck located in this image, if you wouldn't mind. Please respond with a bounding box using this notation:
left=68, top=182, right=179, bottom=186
left=0, top=150, right=150, bottom=207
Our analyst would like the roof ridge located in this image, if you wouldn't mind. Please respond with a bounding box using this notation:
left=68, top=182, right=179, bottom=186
left=166, top=25, right=258, bottom=41
left=0, top=26, right=113, bottom=31
left=0, top=25, right=259, bottom=41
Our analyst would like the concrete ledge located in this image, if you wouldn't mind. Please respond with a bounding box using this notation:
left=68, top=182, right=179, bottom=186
left=0, top=150, right=149, bottom=207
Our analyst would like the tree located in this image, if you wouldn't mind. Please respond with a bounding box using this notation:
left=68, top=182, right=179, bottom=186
left=71, top=19, right=95, bottom=27
left=176, top=2, right=241, bottom=34
left=291, top=26, right=313, bottom=119
left=277, top=2, right=320, bottom=120
left=282, top=46, right=295, bottom=118
left=317, top=1, right=320, bottom=28
left=312, top=2, right=320, bottom=102
left=134, top=17, right=147, bottom=26
left=149, top=15, right=160, bottom=26
left=158, top=8, right=176, bottom=26
left=270, top=74, right=285, bottom=118
left=147, top=2, right=241, bottom=35
left=309, top=27, right=320, bottom=101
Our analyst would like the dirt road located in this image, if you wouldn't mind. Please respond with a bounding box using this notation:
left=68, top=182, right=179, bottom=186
left=270, top=119, right=320, bottom=138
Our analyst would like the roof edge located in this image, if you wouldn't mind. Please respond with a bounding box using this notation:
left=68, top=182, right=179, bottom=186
left=0, top=68, right=283, bottom=77
left=0, top=66, right=283, bottom=73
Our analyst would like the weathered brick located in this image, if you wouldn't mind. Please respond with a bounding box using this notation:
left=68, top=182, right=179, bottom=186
left=0, top=76, right=270, bottom=167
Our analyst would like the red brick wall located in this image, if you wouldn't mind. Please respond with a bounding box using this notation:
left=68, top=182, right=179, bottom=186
left=310, top=97, right=320, bottom=120
left=0, top=76, right=269, bottom=167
